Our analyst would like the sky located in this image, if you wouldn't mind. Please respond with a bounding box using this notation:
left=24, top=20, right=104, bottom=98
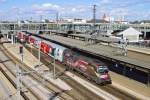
left=0, top=0, right=150, bottom=21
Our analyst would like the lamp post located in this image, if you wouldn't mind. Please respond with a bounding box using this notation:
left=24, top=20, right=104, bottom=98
left=56, top=12, right=59, bottom=31
left=51, top=48, right=56, bottom=79
left=53, top=55, right=56, bottom=79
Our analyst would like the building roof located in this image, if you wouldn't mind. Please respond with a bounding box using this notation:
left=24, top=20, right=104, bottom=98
left=118, top=27, right=142, bottom=36
left=87, top=19, right=109, bottom=23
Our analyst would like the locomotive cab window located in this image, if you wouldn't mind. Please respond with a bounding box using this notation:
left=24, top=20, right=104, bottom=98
left=97, top=66, right=109, bottom=73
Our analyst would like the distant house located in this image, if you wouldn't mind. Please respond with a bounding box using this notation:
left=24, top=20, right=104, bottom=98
left=117, top=27, right=143, bottom=42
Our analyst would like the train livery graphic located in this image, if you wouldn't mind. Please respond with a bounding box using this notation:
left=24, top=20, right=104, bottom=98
left=17, top=32, right=112, bottom=85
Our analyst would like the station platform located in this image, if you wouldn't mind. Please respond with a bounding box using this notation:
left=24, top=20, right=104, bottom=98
left=68, top=33, right=150, bottom=55
left=101, top=42, right=150, bottom=55
left=40, top=34, right=150, bottom=71
left=68, top=34, right=119, bottom=43
left=2, top=42, right=72, bottom=92
left=110, top=71, right=150, bottom=99
left=127, top=45, right=150, bottom=55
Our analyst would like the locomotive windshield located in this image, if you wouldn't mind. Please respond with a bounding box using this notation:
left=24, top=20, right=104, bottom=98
left=97, top=66, right=109, bottom=73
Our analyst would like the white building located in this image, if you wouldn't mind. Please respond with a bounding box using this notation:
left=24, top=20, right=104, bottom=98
left=58, top=18, right=86, bottom=24
left=72, top=18, right=87, bottom=24
left=117, top=27, right=142, bottom=42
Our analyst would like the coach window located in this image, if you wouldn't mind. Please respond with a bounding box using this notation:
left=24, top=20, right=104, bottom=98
left=57, top=49, right=59, bottom=56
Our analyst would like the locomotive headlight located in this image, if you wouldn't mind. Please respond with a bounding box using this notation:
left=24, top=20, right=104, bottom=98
left=100, top=74, right=109, bottom=79
left=20, top=38, right=24, bottom=43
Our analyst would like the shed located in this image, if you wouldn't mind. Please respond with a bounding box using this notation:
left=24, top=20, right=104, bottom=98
left=117, top=27, right=142, bottom=42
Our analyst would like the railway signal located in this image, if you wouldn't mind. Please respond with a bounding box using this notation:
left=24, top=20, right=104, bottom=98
left=19, top=45, right=24, bottom=62
left=19, top=46, right=23, bottom=54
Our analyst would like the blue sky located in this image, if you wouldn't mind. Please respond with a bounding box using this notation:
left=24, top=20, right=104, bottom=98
left=0, top=0, right=150, bottom=21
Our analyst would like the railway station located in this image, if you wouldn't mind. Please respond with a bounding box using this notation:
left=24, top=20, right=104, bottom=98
left=0, top=0, right=150, bottom=100
left=35, top=32, right=150, bottom=84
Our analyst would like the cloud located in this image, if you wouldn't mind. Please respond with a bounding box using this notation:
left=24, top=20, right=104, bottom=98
left=32, top=3, right=87, bottom=14
left=110, top=8, right=129, bottom=16
left=0, top=0, right=6, bottom=2
left=58, top=5, right=91, bottom=18
left=32, top=3, right=60, bottom=14
left=0, top=0, right=6, bottom=4
left=100, top=0, right=111, bottom=4
left=1, top=1, right=150, bottom=21
left=70, top=6, right=87, bottom=13
left=30, top=3, right=90, bottom=19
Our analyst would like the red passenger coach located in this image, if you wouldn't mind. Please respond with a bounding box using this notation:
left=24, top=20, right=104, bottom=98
left=23, top=34, right=28, bottom=42
left=29, top=37, right=35, bottom=44
left=40, top=42, right=50, bottom=54
left=17, top=32, right=22, bottom=40
left=40, top=42, right=45, bottom=52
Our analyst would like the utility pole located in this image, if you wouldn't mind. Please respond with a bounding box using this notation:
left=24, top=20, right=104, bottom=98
left=40, top=15, right=43, bottom=22
left=93, top=4, right=96, bottom=32
left=91, top=5, right=97, bottom=44
left=56, top=12, right=59, bottom=31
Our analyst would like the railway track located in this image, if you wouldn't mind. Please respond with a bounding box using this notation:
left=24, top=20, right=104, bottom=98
left=0, top=45, right=74, bottom=100
left=0, top=44, right=94, bottom=100
left=25, top=45, right=140, bottom=100
left=0, top=47, right=36, bottom=100
left=0, top=70, right=22, bottom=100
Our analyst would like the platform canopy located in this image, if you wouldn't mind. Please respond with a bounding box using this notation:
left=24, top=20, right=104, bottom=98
left=118, top=27, right=143, bottom=42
